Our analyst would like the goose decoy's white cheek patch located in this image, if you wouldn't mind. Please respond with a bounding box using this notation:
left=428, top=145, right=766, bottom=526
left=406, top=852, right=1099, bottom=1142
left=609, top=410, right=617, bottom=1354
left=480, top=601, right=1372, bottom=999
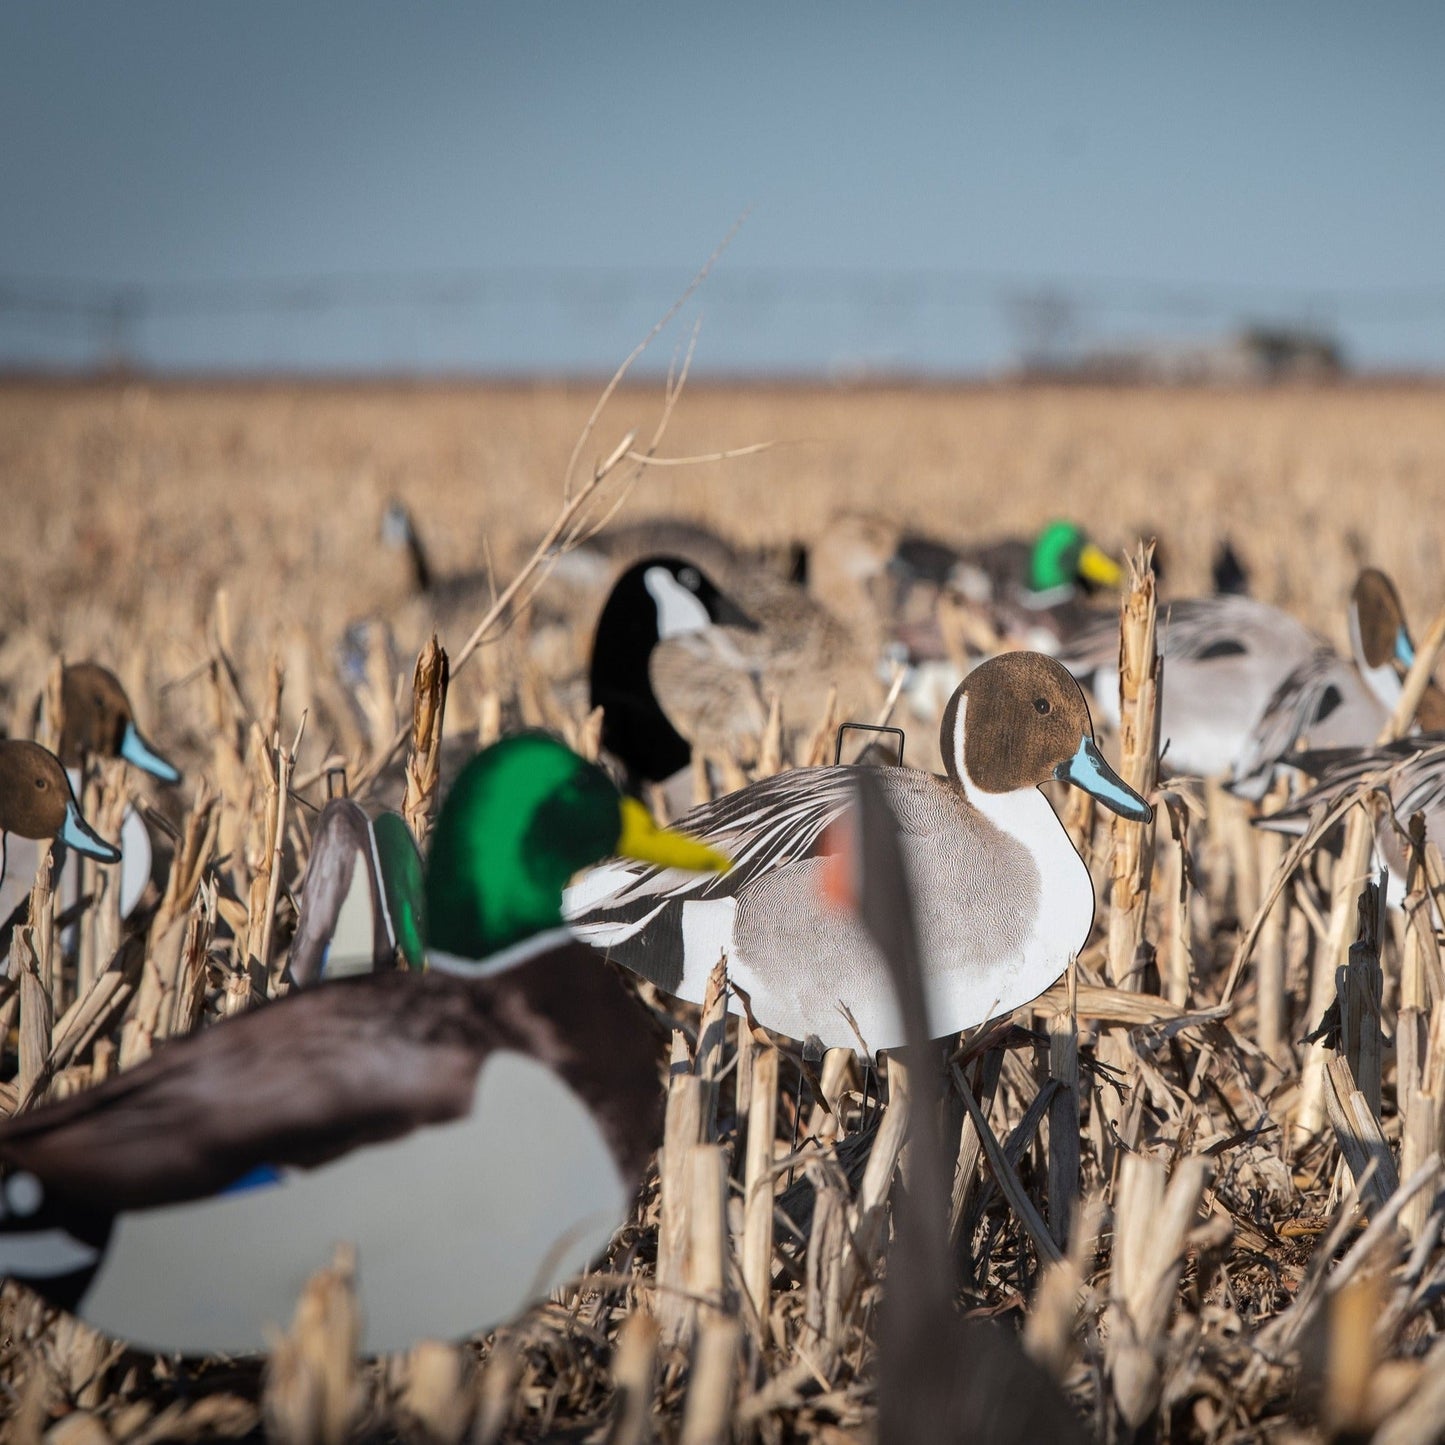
left=643, top=567, right=713, bottom=640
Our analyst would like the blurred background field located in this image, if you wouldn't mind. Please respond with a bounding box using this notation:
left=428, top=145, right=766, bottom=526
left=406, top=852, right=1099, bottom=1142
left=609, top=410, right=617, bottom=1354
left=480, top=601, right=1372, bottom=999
left=5, top=375, right=1445, bottom=772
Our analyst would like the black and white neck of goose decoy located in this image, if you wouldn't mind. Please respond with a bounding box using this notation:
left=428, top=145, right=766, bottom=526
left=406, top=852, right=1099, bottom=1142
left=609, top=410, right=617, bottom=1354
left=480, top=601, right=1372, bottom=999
left=381, top=497, right=435, bottom=594
left=826, top=770, right=1085, bottom=1445
left=567, top=651, right=1151, bottom=1056
left=0, top=733, right=728, bottom=1357
left=589, top=554, right=757, bottom=792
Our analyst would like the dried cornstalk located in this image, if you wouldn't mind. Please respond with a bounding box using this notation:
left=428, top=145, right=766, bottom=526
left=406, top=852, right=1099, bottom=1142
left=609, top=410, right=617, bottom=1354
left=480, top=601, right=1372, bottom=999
left=401, top=636, right=449, bottom=847
left=606, top=1312, right=659, bottom=1445
left=838, top=1059, right=914, bottom=1307
left=1106, top=542, right=1160, bottom=990
left=1024, top=1194, right=1102, bottom=1382
left=694, top=959, right=729, bottom=1143
left=1323, top=1054, right=1399, bottom=1214
left=119, top=889, right=214, bottom=1067
left=1105, top=1153, right=1209, bottom=1428
left=261, top=1244, right=364, bottom=1445
left=741, top=1045, right=779, bottom=1341
left=14, top=852, right=56, bottom=1104
left=1254, top=814, right=1289, bottom=1062
left=1322, top=1270, right=1384, bottom=1439
left=394, top=1342, right=471, bottom=1445
left=679, top=1317, right=740, bottom=1445
left=1380, top=601, right=1445, bottom=744
left=1400, top=1092, right=1438, bottom=1241
left=683, top=1144, right=729, bottom=1332
left=658, top=1067, right=706, bottom=1344
left=1338, top=882, right=1385, bottom=1118
left=799, top=686, right=839, bottom=769
left=1299, top=804, right=1377, bottom=1138
left=76, top=758, right=128, bottom=1000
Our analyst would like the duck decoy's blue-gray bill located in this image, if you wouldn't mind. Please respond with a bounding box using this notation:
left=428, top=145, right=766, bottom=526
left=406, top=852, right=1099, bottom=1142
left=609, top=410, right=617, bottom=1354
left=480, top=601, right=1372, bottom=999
left=119, top=722, right=181, bottom=784
left=61, top=801, right=122, bottom=863
left=1054, top=737, right=1153, bottom=822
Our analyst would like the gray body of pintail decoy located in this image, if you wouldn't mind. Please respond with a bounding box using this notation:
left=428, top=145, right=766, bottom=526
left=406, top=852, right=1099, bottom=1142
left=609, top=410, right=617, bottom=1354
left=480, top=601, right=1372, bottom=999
left=589, top=555, right=760, bottom=809
left=828, top=771, right=1085, bottom=1445
left=566, top=652, right=1152, bottom=1056
left=0, top=740, right=121, bottom=918
left=287, top=801, right=426, bottom=986
left=0, top=734, right=727, bottom=1356
left=1060, top=569, right=1439, bottom=796
left=3, top=664, right=182, bottom=926
left=1257, top=732, right=1445, bottom=908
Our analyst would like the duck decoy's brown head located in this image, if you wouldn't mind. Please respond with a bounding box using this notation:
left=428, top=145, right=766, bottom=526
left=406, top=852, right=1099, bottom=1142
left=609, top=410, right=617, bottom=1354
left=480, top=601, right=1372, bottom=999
left=942, top=651, right=1153, bottom=821
left=60, top=664, right=180, bottom=784
left=1350, top=569, right=1409, bottom=672
left=0, top=740, right=121, bottom=862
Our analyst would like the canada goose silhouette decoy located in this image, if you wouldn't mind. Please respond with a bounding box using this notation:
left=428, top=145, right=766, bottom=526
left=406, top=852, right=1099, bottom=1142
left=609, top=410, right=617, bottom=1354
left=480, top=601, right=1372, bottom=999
left=825, top=770, right=1085, bottom=1445
left=567, top=652, right=1152, bottom=1055
left=287, top=801, right=426, bottom=986
left=0, top=734, right=728, bottom=1356
left=589, top=556, right=759, bottom=804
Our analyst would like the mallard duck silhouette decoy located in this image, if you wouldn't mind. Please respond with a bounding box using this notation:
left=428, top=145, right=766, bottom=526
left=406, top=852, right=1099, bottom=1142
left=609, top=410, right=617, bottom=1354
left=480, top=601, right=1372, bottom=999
left=568, top=651, right=1152, bottom=1055
left=0, top=733, right=727, bottom=1356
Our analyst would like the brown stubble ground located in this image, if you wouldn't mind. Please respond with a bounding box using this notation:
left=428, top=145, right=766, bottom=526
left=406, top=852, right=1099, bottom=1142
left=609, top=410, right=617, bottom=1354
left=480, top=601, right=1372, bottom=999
left=2, top=377, right=1445, bottom=1442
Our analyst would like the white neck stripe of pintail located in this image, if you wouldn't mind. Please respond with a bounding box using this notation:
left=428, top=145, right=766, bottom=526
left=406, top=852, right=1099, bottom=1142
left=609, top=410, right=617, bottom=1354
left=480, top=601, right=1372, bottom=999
left=952, top=693, right=1047, bottom=817
left=428, top=926, right=576, bottom=978
left=1348, top=604, right=1405, bottom=711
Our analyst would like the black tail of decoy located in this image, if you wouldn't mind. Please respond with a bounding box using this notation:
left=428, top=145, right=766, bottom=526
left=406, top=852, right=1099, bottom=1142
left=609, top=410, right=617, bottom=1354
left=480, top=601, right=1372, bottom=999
left=1212, top=539, right=1251, bottom=597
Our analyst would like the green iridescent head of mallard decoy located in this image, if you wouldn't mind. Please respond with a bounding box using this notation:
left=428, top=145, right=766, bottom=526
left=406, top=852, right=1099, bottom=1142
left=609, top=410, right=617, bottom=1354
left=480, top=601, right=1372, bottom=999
left=1028, top=521, right=1122, bottom=596
left=425, top=733, right=728, bottom=962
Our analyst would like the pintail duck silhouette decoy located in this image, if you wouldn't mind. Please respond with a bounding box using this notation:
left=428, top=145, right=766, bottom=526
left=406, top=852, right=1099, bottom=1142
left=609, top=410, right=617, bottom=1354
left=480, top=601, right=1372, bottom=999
left=4, top=664, right=182, bottom=926
left=1059, top=568, right=1440, bottom=795
left=566, top=651, right=1152, bottom=1056
left=825, top=770, right=1085, bottom=1445
left=0, top=740, right=120, bottom=912
left=0, top=733, right=728, bottom=1356
left=1257, top=731, right=1445, bottom=908
left=287, top=801, right=426, bottom=986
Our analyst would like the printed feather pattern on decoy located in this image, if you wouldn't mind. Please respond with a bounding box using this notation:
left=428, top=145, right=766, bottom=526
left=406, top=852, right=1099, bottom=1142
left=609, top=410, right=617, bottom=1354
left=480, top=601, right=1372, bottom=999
left=569, top=652, right=1150, bottom=1054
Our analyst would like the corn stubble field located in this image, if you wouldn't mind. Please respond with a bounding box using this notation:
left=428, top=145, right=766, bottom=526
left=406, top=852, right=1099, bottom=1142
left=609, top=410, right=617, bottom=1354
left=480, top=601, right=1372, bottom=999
left=2, top=376, right=1445, bottom=1443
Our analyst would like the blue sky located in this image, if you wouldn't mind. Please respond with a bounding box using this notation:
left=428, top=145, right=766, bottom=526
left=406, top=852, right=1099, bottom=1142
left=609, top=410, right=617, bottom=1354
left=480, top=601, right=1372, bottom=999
left=2, top=3, right=1442, bottom=374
